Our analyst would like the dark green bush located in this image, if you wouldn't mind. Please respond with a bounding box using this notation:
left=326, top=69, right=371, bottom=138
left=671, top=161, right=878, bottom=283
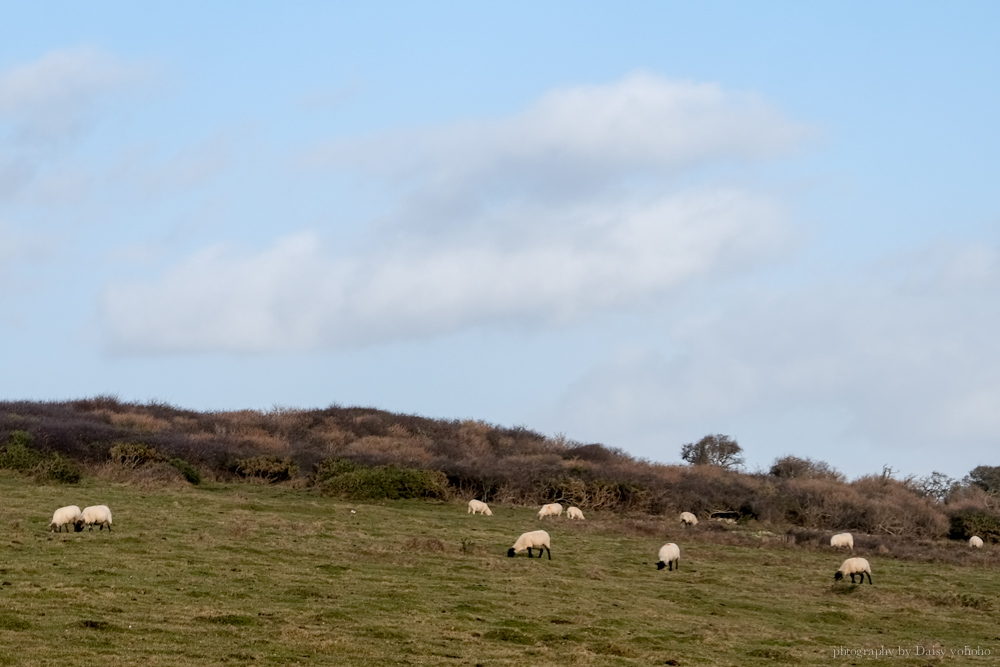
left=1, top=430, right=81, bottom=484
left=948, top=509, right=1000, bottom=543
left=235, top=456, right=298, bottom=483
left=108, top=442, right=164, bottom=468
left=169, top=458, right=201, bottom=485
left=311, top=457, right=360, bottom=484
left=34, top=454, right=83, bottom=484
left=317, top=463, right=448, bottom=500
left=0, top=431, right=45, bottom=471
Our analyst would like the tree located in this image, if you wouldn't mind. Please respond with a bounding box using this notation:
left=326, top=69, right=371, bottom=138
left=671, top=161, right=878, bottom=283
left=680, top=434, right=744, bottom=470
left=911, top=471, right=958, bottom=502
left=965, top=465, right=1000, bottom=495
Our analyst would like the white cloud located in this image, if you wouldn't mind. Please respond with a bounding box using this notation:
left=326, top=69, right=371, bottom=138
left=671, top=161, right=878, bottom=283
left=314, top=72, right=810, bottom=227
left=102, top=188, right=788, bottom=353
left=319, top=72, right=806, bottom=176
left=101, top=74, right=805, bottom=354
left=0, top=46, right=144, bottom=145
left=538, top=241, right=1000, bottom=477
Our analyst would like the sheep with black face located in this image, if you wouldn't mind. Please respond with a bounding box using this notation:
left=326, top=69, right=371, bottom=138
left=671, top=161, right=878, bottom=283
left=834, top=557, right=872, bottom=584
left=49, top=505, right=82, bottom=533
left=508, top=530, right=551, bottom=559
left=76, top=505, right=113, bottom=532
left=656, top=543, right=680, bottom=571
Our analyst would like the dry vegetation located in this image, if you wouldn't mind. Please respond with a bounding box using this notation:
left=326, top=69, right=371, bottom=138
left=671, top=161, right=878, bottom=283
left=2, top=396, right=1000, bottom=546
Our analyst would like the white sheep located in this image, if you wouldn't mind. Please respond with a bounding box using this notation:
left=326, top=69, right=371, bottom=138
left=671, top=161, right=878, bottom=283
left=567, top=506, right=585, bottom=520
left=508, top=530, right=551, bottom=559
left=77, top=505, right=113, bottom=532
left=679, top=512, right=698, bottom=527
left=969, top=536, right=984, bottom=548
left=467, top=499, right=493, bottom=516
left=834, top=557, right=872, bottom=584
left=830, top=532, right=854, bottom=551
left=537, top=503, right=563, bottom=519
left=49, top=505, right=82, bottom=533
left=656, top=543, right=681, bottom=571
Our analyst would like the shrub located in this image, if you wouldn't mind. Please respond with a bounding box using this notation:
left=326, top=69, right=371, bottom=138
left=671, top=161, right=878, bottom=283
left=769, top=455, right=844, bottom=482
left=317, top=464, right=448, bottom=500
left=108, top=442, right=164, bottom=468
left=0, top=431, right=45, bottom=471
left=34, top=454, right=83, bottom=484
left=235, top=456, right=298, bottom=483
left=169, top=458, right=201, bottom=485
left=564, top=443, right=623, bottom=463
left=311, top=457, right=360, bottom=484
left=948, top=508, right=1000, bottom=543
left=1, top=430, right=81, bottom=483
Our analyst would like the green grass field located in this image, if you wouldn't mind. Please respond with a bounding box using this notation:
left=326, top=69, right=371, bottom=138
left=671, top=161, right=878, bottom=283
left=1, top=474, right=998, bottom=666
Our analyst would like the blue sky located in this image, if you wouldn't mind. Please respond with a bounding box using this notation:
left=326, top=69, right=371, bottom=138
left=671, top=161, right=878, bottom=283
left=2, top=2, right=999, bottom=479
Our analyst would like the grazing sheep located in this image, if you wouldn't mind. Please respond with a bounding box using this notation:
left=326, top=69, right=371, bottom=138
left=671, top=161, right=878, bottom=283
left=49, top=505, right=82, bottom=533
left=834, top=557, right=872, bottom=584
left=969, top=536, right=984, bottom=548
left=537, top=503, right=563, bottom=519
left=467, top=499, right=493, bottom=515
left=679, top=512, right=698, bottom=527
left=77, top=505, right=113, bottom=532
left=830, top=532, right=854, bottom=551
left=567, top=506, right=585, bottom=520
left=508, top=530, right=551, bottom=559
left=656, top=543, right=681, bottom=571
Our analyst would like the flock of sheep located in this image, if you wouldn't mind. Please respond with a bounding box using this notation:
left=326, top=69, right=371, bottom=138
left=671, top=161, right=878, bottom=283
left=50, top=496, right=987, bottom=585
left=49, top=504, right=113, bottom=532
left=483, top=499, right=692, bottom=571
left=473, top=499, right=990, bottom=585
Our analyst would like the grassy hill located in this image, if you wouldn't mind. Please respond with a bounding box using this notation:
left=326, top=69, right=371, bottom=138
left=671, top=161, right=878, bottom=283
left=5, top=396, right=1000, bottom=544
left=2, top=473, right=999, bottom=666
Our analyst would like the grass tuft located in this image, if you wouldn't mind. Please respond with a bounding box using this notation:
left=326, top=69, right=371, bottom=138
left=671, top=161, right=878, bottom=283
left=200, top=614, right=256, bottom=626
left=0, top=613, right=30, bottom=631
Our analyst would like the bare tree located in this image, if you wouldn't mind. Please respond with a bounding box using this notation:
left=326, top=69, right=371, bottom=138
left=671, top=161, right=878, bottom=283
left=910, top=471, right=957, bottom=502
left=680, top=434, right=744, bottom=470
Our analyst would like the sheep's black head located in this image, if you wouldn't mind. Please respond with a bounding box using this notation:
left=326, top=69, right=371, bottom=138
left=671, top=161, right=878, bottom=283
left=507, top=548, right=516, bottom=558
left=657, top=561, right=666, bottom=570
left=834, top=571, right=844, bottom=581
left=73, top=521, right=85, bottom=533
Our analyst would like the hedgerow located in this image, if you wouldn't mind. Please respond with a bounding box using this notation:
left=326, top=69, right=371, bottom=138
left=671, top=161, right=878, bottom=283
left=1, top=398, right=998, bottom=540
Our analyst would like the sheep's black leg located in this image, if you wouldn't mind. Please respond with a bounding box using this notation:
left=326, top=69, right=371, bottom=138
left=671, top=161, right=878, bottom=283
left=527, top=547, right=533, bottom=558
left=866, top=572, right=872, bottom=585
left=545, top=546, right=551, bottom=560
